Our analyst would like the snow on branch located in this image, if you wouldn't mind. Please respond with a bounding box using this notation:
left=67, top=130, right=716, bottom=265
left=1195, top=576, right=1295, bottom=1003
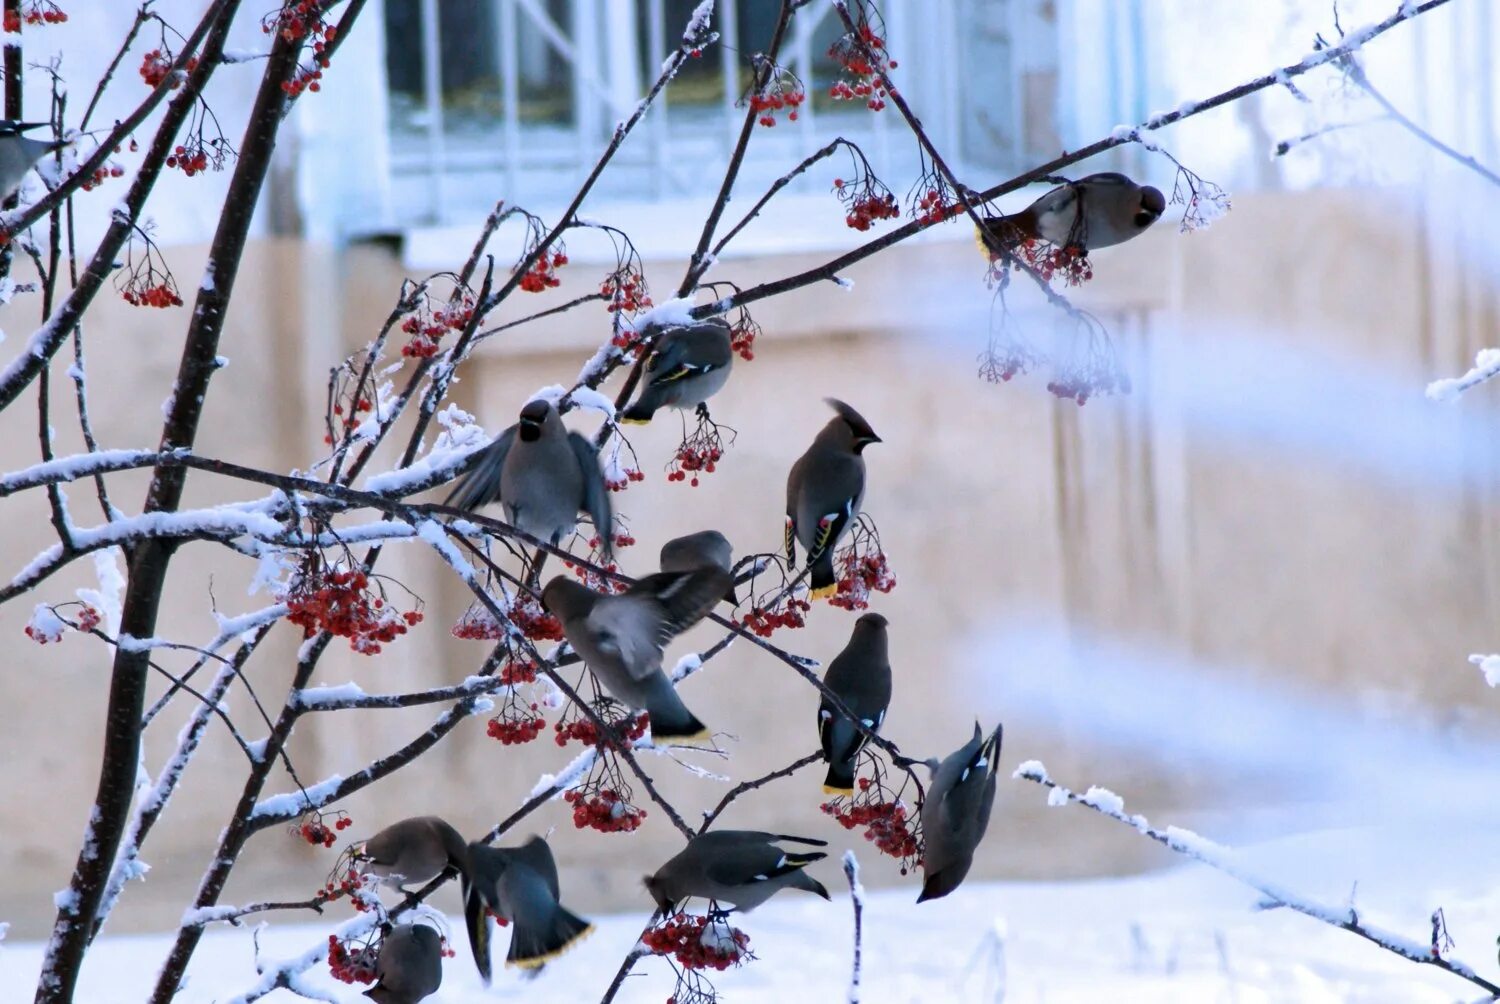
left=1014, top=761, right=1500, bottom=996
left=844, top=850, right=865, bottom=1004
left=1467, top=653, right=1500, bottom=688
left=1426, top=348, right=1500, bottom=403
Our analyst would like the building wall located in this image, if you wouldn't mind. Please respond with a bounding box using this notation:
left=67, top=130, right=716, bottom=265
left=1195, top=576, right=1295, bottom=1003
left=1, top=190, right=1498, bottom=939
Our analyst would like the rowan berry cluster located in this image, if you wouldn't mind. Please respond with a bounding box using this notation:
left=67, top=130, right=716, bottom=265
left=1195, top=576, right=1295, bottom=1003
left=327, top=934, right=378, bottom=985
left=294, top=809, right=353, bottom=848
left=282, top=66, right=323, bottom=98
left=913, top=186, right=961, bottom=226
left=1012, top=238, right=1094, bottom=287
left=1046, top=366, right=1127, bottom=406
left=602, top=270, right=651, bottom=314
left=166, top=138, right=229, bottom=177
left=487, top=709, right=545, bottom=745
left=24, top=604, right=97, bottom=644
left=79, top=161, right=126, bottom=192
left=978, top=336, right=1037, bottom=385
left=667, top=440, right=721, bottom=486
left=643, top=914, right=752, bottom=971
left=400, top=296, right=473, bottom=359
left=734, top=598, right=810, bottom=637
left=604, top=466, right=646, bottom=492
left=729, top=319, right=757, bottom=361
left=264, top=0, right=331, bottom=44
left=285, top=566, right=423, bottom=654
left=563, top=788, right=647, bottom=833
left=828, top=548, right=896, bottom=610
left=504, top=594, right=564, bottom=642
left=4, top=2, right=66, bottom=30
left=517, top=249, right=567, bottom=293
left=822, top=792, right=921, bottom=872
left=140, top=49, right=197, bottom=88
left=499, top=659, right=539, bottom=685
left=121, top=279, right=183, bottom=309
left=834, top=178, right=900, bottom=232
left=828, top=24, right=896, bottom=111
left=747, top=66, right=805, bottom=127
left=554, top=711, right=648, bottom=751
left=317, top=865, right=364, bottom=901
left=451, top=605, right=503, bottom=640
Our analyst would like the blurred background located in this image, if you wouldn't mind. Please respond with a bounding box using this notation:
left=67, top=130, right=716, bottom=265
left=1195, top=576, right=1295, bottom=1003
left=1, top=0, right=1498, bottom=947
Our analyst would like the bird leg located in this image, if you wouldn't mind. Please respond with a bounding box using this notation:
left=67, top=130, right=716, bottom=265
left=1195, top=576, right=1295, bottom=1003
left=695, top=401, right=711, bottom=420
left=525, top=547, right=550, bottom=589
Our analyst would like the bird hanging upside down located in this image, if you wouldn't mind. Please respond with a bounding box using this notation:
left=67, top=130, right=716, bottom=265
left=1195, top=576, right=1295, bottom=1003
left=974, top=172, right=1165, bottom=260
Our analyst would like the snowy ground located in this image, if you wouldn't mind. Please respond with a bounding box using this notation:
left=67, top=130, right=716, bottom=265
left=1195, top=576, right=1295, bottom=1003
left=5, top=822, right=1496, bottom=1004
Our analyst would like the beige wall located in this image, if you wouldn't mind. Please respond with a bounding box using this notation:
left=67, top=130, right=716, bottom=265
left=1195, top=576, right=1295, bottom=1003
left=1, top=190, right=1497, bottom=939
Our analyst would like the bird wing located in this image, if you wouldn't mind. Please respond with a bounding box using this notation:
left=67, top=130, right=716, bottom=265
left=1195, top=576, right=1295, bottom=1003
left=445, top=423, right=518, bottom=511
left=808, top=495, right=857, bottom=565
left=630, top=568, right=734, bottom=644
left=585, top=598, right=663, bottom=680
left=938, top=725, right=1002, bottom=835
left=647, top=326, right=731, bottom=384
left=507, top=836, right=561, bottom=902
left=567, top=432, right=613, bottom=555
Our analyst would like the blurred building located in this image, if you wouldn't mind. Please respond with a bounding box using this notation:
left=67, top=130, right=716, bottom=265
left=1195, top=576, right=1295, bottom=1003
left=1, top=0, right=1498, bottom=952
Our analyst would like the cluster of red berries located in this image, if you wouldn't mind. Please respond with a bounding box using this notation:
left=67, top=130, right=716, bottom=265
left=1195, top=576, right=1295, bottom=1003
left=23, top=605, right=93, bottom=644
left=734, top=598, right=810, bottom=637
left=506, top=595, right=564, bottom=642
left=74, top=605, right=101, bottom=632
left=748, top=82, right=804, bottom=127
left=487, top=710, right=545, bottom=745
left=400, top=298, right=472, bottom=359
left=499, top=659, right=539, bottom=685
left=327, top=935, right=378, bottom=985
left=450, top=606, right=503, bottom=640
left=601, top=272, right=651, bottom=314
left=282, top=66, right=323, bottom=98
left=139, top=49, right=197, bottom=89
left=264, top=0, right=332, bottom=43
left=317, top=865, right=365, bottom=901
left=978, top=340, right=1037, bottom=385
left=165, top=141, right=218, bottom=177
left=730, top=321, right=756, bottom=361
left=835, top=181, right=901, bottom=232
left=822, top=789, right=921, bottom=872
left=3, top=3, right=66, bottom=30
left=285, top=567, right=423, bottom=654
left=1046, top=368, right=1126, bottom=406
left=121, top=280, right=184, bottom=309
left=563, top=788, right=646, bottom=833
left=642, top=914, right=752, bottom=971
left=1012, top=239, right=1093, bottom=287
left=517, top=249, right=567, bottom=293
left=321, top=394, right=373, bottom=444
left=828, top=549, right=896, bottom=610
left=79, top=161, right=126, bottom=192
left=296, top=811, right=353, bottom=848
left=914, top=187, right=961, bottom=226
left=564, top=556, right=626, bottom=594
left=828, top=26, right=895, bottom=111
left=667, top=441, right=722, bottom=486
left=604, top=466, right=645, bottom=492
left=554, top=712, right=648, bottom=750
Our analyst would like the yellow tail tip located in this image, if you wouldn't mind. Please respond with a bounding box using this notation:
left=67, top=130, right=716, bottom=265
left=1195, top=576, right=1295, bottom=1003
left=505, top=924, right=596, bottom=969
left=619, top=415, right=651, bottom=425
left=657, top=727, right=712, bottom=747
left=810, top=583, right=837, bottom=600
left=822, top=784, right=854, bottom=796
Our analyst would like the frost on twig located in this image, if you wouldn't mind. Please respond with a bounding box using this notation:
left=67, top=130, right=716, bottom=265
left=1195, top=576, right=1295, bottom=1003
left=1014, top=761, right=1500, bottom=996
left=843, top=850, right=865, bottom=1004
left=1426, top=349, right=1500, bottom=403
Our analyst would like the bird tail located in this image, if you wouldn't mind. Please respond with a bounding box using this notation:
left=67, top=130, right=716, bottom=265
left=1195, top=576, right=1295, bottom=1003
left=619, top=392, right=659, bottom=425
left=507, top=904, right=595, bottom=970
left=362, top=988, right=395, bottom=1003
left=808, top=548, right=837, bottom=600
left=822, top=758, right=855, bottom=796
left=974, top=213, right=1022, bottom=260
left=791, top=870, right=831, bottom=901
left=445, top=442, right=505, bottom=512
left=647, top=702, right=710, bottom=745
left=461, top=873, right=495, bottom=985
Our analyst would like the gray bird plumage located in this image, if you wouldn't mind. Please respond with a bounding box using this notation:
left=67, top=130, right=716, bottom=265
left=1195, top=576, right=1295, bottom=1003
left=0, top=121, right=67, bottom=201
left=445, top=399, right=612, bottom=560
left=818, top=612, right=892, bottom=795
left=463, top=835, right=593, bottom=980
left=541, top=567, right=732, bottom=743
left=976, top=172, right=1165, bottom=257
left=620, top=319, right=734, bottom=424
left=364, top=923, right=443, bottom=1004
left=659, top=529, right=738, bottom=605
left=786, top=399, right=880, bottom=599
left=356, top=816, right=469, bottom=890
left=644, top=830, right=831, bottom=913
left=917, top=722, right=1003, bottom=903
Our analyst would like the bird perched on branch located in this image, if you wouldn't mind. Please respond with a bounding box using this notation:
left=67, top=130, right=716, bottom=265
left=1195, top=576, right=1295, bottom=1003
left=786, top=399, right=880, bottom=600
left=644, top=830, right=830, bottom=913
left=975, top=172, right=1164, bottom=258
left=917, top=722, right=1003, bottom=903
left=541, top=566, right=732, bottom=743
left=659, top=529, right=738, bottom=606
left=463, top=836, right=593, bottom=979
left=364, top=923, right=444, bottom=1004
left=818, top=612, right=893, bottom=795
left=444, top=398, right=613, bottom=560
left=620, top=319, right=734, bottom=424
left=0, top=121, right=68, bottom=200
left=354, top=816, right=470, bottom=891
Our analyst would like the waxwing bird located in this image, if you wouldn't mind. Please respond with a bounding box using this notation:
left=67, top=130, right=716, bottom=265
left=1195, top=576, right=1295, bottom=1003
left=364, top=923, right=443, bottom=1004
left=975, top=172, right=1164, bottom=258
left=620, top=319, right=734, bottom=424
left=355, top=816, right=469, bottom=890
left=659, top=529, right=738, bottom=605
left=644, top=830, right=830, bottom=913
left=463, top=836, right=594, bottom=980
left=541, top=566, right=732, bottom=743
left=917, top=722, right=1003, bottom=903
left=0, top=121, right=68, bottom=200
left=818, top=612, right=892, bottom=795
left=786, top=399, right=880, bottom=600
left=445, top=398, right=613, bottom=560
